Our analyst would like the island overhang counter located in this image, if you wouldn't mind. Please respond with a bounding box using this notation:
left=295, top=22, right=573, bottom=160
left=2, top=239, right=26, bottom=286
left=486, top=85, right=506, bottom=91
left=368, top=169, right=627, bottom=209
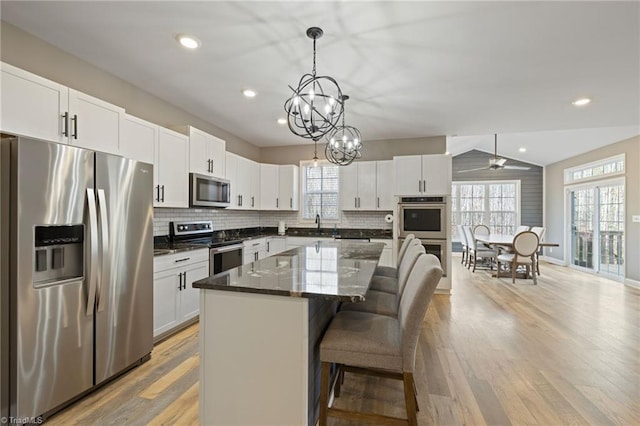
left=193, top=241, right=385, bottom=426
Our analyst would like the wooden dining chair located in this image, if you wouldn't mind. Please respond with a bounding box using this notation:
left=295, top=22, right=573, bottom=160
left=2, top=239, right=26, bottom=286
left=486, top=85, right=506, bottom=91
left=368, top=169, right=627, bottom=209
left=496, top=231, right=539, bottom=284
left=319, top=254, right=443, bottom=426
left=457, top=225, right=469, bottom=265
left=530, top=226, right=546, bottom=275
left=467, top=225, right=496, bottom=272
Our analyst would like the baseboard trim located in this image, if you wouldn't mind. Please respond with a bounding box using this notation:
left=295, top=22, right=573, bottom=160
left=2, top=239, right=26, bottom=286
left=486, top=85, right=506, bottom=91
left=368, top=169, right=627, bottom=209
left=624, top=278, right=640, bottom=289
left=540, top=256, right=566, bottom=266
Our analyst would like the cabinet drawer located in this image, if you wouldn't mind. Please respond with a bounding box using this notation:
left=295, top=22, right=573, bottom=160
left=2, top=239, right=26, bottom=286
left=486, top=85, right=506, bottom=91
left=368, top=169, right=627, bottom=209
left=154, top=248, right=209, bottom=272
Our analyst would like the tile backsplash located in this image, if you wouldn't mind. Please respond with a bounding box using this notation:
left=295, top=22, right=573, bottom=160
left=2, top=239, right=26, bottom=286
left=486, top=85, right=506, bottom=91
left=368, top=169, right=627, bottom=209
left=153, top=208, right=393, bottom=236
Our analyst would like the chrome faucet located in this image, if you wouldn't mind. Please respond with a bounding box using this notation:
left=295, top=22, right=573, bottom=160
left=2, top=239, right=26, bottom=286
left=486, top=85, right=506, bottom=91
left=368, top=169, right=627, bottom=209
left=315, top=214, right=321, bottom=231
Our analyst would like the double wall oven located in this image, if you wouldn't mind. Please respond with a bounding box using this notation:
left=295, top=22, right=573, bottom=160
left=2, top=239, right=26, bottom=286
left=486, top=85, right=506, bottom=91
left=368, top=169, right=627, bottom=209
left=399, top=196, right=448, bottom=276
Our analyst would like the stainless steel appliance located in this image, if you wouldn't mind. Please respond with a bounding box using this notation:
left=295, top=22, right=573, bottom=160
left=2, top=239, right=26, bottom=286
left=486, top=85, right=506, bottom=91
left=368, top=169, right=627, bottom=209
left=401, top=238, right=448, bottom=277
left=169, top=221, right=243, bottom=276
left=189, top=173, right=231, bottom=208
left=0, top=136, right=153, bottom=420
left=398, top=196, right=447, bottom=239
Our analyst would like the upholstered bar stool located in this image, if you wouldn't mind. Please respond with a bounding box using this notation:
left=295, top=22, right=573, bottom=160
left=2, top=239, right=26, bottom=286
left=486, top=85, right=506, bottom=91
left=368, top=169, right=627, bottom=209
left=369, top=239, right=422, bottom=295
left=374, top=233, right=415, bottom=278
left=319, top=254, right=443, bottom=426
left=340, top=244, right=426, bottom=317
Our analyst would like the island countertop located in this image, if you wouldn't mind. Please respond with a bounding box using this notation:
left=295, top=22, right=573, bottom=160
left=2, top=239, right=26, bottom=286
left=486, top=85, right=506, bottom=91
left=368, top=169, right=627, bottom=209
left=192, top=241, right=385, bottom=302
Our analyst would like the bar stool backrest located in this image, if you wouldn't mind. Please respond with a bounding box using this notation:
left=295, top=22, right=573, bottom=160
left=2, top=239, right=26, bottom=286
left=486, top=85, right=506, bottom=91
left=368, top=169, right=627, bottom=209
left=396, top=243, right=426, bottom=299
left=398, top=254, right=443, bottom=372
left=397, top=234, right=416, bottom=266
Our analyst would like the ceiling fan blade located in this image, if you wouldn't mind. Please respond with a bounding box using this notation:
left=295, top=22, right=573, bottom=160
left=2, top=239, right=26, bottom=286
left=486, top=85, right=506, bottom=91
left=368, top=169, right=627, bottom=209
left=503, top=165, right=531, bottom=170
left=496, top=158, right=507, bottom=166
left=457, top=167, right=489, bottom=173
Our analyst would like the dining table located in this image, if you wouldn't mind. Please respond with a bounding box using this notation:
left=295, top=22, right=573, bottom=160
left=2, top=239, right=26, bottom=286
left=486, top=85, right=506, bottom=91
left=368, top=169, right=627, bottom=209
left=475, top=234, right=559, bottom=248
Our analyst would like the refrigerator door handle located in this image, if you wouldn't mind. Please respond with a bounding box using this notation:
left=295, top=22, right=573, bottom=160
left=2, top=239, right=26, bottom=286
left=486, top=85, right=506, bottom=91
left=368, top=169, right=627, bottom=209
left=86, top=188, right=99, bottom=316
left=96, top=189, right=110, bottom=312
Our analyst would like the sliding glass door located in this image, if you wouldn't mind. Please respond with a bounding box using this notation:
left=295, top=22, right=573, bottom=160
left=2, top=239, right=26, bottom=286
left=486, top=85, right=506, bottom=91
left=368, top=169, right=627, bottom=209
left=568, top=181, right=624, bottom=277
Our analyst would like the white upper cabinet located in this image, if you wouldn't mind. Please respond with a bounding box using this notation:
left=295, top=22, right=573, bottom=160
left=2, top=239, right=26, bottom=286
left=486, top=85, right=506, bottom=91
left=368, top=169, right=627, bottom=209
left=1, top=62, right=123, bottom=154
left=341, top=161, right=393, bottom=211
left=376, top=160, right=395, bottom=210
left=1, top=62, right=68, bottom=143
left=119, top=114, right=157, bottom=164
left=260, top=164, right=279, bottom=210
left=394, top=154, right=451, bottom=196
left=278, top=165, right=299, bottom=211
left=156, top=127, right=189, bottom=208
left=260, top=164, right=298, bottom=211
left=226, top=152, right=259, bottom=210
left=250, top=160, right=260, bottom=209
left=174, top=125, right=226, bottom=179
left=67, top=89, right=124, bottom=155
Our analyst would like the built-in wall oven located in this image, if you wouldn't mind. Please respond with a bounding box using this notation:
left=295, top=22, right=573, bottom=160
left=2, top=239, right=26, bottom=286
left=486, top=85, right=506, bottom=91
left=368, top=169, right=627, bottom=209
left=398, top=196, right=447, bottom=239
left=401, top=238, right=448, bottom=277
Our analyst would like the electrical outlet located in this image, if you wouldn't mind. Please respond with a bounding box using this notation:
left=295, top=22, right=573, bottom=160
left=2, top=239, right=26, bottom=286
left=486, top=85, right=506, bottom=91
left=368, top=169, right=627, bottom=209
left=633, top=215, right=640, bottom=223
left=549, top=247, right=553, bottom=253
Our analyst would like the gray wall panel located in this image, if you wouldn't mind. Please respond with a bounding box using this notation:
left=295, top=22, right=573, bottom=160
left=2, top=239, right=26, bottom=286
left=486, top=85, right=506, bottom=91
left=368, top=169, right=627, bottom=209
left=452, top=149, right=543, bottom=228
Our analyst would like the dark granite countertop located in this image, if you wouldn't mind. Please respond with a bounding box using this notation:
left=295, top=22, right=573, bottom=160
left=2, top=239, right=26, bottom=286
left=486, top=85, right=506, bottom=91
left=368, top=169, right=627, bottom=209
left=154, top=227, right=391, bottom=256
left=192, top=241, right=385, bottom=302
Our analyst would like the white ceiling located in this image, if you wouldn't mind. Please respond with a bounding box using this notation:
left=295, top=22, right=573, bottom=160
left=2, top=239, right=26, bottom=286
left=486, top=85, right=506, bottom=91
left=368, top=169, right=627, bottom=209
left=2, top=1, right=639, bottom=165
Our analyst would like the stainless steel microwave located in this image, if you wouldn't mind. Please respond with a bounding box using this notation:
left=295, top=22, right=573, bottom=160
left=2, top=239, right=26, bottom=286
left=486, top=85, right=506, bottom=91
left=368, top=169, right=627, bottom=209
left=398, top=196, right=447, bottom=239
left=189, top=173, right=231, bottom=208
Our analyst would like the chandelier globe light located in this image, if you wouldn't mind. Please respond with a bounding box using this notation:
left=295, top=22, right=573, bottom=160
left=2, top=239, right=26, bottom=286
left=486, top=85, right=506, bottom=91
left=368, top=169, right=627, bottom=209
left=325, top=95, right=362, bottom=166
left=284, top=27, right=344, bottom=141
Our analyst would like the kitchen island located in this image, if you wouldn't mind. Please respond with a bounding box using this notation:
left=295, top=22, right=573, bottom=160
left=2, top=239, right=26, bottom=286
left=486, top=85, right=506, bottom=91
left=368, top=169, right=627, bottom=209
left=193, top=241, right=384, bottom=426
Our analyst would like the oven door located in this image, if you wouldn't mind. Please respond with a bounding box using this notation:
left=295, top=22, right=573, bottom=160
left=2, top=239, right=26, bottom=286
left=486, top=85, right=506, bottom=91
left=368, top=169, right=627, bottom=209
left=402, top=238, right=447, bottom=277
left=399, top=203, right=446, bottom=239
left=209, top=244, right=244, bottom=276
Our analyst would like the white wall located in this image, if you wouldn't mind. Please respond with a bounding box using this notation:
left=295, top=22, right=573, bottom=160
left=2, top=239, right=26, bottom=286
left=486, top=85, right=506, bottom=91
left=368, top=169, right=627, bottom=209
left=544, top=135, right=640, bottom=283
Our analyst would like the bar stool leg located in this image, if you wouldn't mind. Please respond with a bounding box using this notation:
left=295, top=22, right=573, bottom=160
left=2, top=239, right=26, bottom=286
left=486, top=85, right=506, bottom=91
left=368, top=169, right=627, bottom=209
left=319, top=362, right=330, bottom=426
left=403, top=372, right=418, bottom=426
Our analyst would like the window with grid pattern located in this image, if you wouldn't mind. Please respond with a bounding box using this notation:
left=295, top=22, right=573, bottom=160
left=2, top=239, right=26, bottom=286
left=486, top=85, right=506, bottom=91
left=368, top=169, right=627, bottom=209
left=301, top=161, right=339, bottom=220
left=452, top=181, right=520, bottom=240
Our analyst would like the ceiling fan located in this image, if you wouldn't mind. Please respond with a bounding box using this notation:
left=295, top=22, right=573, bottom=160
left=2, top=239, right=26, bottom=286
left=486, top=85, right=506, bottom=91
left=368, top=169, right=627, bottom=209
left=458, top=134, right=531, bottom=173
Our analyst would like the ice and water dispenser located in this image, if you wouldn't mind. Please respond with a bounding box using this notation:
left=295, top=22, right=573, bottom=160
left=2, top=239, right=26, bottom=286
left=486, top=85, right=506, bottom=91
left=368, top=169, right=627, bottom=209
left=33, top=225, right=84, bottom=286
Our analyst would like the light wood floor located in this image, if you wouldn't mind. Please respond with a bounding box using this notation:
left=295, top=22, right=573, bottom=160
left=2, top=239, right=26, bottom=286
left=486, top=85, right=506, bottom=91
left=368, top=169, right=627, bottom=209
left=49, top=256, right=640, bottom=425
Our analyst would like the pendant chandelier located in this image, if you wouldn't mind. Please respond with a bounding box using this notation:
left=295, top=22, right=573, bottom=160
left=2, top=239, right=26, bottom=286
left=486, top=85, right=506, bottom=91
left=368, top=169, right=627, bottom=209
left=284, top=27, right=344, bottom=142
left=325, top=95, right=362, bottom=166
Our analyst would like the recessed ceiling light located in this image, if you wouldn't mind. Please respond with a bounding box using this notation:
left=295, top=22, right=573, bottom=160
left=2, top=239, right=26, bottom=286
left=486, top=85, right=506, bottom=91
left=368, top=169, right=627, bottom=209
left=444, top=151, right=451, bottom=155
left=277, top=118, right=287, bottom=125
left=572, top=97, right=591, bottom=106
left=242, top=89, right=257, bottom=98
left=519, top=147, right=527, bottom=153
left=176, top=34, right=201, bottom=50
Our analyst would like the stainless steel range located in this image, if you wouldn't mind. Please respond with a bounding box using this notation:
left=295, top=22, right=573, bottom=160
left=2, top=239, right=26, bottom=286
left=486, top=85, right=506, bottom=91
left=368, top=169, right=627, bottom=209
left=169, top=221, right=244, bottom=276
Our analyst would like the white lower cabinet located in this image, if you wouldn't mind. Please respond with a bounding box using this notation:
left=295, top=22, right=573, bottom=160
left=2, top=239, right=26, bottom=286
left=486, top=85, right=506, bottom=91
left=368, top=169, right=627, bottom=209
left=371, top=239, right=393, bottom=267
left=243, top=238, right=267, bottom=264
left=266, top=237, right=287, bottom=255
left=153, top=249, right=209, bottom=339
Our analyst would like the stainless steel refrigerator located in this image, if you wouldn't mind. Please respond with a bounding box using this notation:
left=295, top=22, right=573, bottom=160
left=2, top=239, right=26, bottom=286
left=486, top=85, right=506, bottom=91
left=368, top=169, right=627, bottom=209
left=0, top=135, right=153, bottom=419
